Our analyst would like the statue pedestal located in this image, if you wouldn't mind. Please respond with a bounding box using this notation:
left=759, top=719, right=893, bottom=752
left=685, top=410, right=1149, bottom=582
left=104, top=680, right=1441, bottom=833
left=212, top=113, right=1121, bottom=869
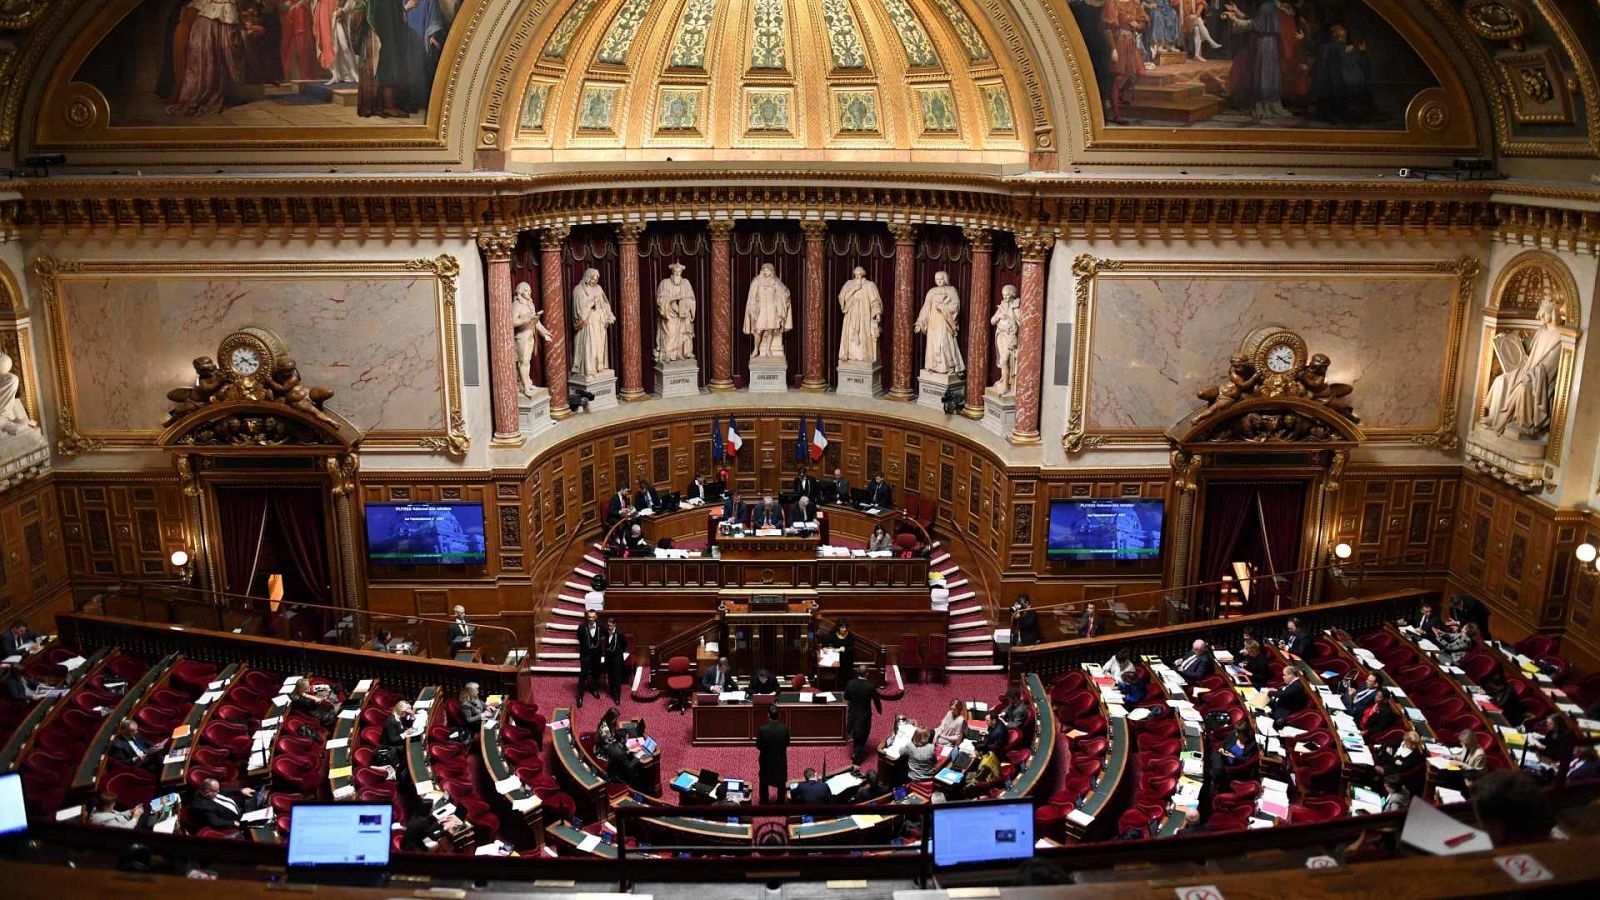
left=0, top=428, right=49, bottom=490
left=747, top=355, right=790, bottom=393
left=569, top=369, right=618, bottom=412
left=982, top=386, right=1017, bottom=438
left=518, top=387, right=553, bottom=438
left=916, top=369, right=961, bottom=412
left=1465, top=425, right=1550, bottom=493
left=654, top=358, right=703, bottom=399
left=835, top=360, right=882, bottom=398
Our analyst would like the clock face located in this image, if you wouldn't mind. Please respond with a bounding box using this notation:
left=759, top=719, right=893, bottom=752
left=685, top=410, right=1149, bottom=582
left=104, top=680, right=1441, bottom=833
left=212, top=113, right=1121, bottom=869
left=229, top=346, right=262, bottom=376
left=1265, top=344, right=1298, bottom=373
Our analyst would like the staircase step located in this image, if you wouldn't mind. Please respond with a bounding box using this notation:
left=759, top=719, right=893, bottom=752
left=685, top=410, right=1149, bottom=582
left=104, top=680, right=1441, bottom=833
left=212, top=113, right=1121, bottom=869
left=552, top=607, right=585, bottom=618
left=575, top=567, right=600, bottom=579
left=930, top=552, right=951, bottom=566
left=548, top=621, right=577, bottom=632
left=524, top=664, right=581, bottom=675
left=935, top=567, right=958, bottom=578
left=944, top=577, right=968, bottom=589
left=949, top=590, right=976, bottom=603
left=950, top=634, right=990, bottom=645
left=564, top=580, right=591, bottom=592
left=949, top=605, right=981, bottom=617
left=950, top=649, right=994, bottom=659
left=543, top=636, right=578, bottom=646
left=583, top=554, right=606, bottom=567
left=949, top=663, right=1005, bottom=672
left=538, top=651, right=581, bottom=660
left=950, top=618, right=988, bottom=631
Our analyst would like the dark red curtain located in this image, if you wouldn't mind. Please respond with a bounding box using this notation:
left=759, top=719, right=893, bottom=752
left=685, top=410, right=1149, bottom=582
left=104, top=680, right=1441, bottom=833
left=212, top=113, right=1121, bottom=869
left=1255, top=481, right=1307, bottom=609
left=915, top=227, right=972, bottom=376
left=730, top=223, right=805, bottom=388
left=216, top=486, right=270, bottom=597
left=991, top=234, right=1023, bottom=388
left=639, top=224, right=711, bottom=388
left=564, top=226, right=622, bottom=380
left=824, top=223, right=896, bottom=387
left=1196, top=481, right=1256, bottom=620
left=269, top=487, right=332, bottom=608
left=510, top=231, right=545, bottom=389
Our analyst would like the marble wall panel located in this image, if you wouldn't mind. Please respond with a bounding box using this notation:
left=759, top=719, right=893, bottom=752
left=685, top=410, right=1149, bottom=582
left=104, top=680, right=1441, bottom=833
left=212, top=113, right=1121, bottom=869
left=1087, top=274, right=1458, bottom=432
left=57, top=271, right=444, bottom=435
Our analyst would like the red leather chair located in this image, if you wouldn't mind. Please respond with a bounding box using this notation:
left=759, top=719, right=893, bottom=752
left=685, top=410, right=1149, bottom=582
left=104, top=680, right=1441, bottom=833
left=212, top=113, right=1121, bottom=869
left=899, top=635, right=924, bottom=684
left=169, top=660, right=219, bottom=695
left=1052, top=670, right=1088, bottom=697
left=1078, top=736, right=1109, bottom=760
left=270, top=793, right=303, bottom=816
left=1462, top=654, right=1500, bottom=684
left=1290, top=795, right=1345, bottom=823
left=925, top=634, right=948, bottom=684
left=196, top=826, right=240, bottom=839
left=189, top=745, right=237, bottom=770
left=1059, top=692, right=1098, bottom=723
left=186, top=764, right=235, bottom=791
left=274, top=733, right=320, bottom=758
left=271, top=755, right=322, bottom=794
left=199, top=721, right=252, bottom=757
left=102, top=770, right=159, bottom=809
left=104, top=655, right=151, bottom=682
left=1033, top=803, right=1067, bottom=843
left=664, top=656, right=695, bottom=713
left=1516, top=634, right=1558, bottom=658
left=1293, top=751, right=1341, bottom=795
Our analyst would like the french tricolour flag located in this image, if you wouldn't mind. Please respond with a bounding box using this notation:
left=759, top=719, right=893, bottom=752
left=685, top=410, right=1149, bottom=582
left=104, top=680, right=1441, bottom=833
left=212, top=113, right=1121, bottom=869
left=726, top=417, right=743, bottom=457
left=810, top=415, right=827, bottom=461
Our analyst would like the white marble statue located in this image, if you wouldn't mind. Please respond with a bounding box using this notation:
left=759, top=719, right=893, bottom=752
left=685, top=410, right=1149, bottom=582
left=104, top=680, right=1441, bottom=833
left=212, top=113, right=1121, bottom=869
left=511, top=281, right=552, bottom=397
left=990, top=283, right=1021, bottom=396
left=1482, top=296, right=1564, bottom=439
left=837, top=266, right=884, bottom=364
left=915, top=271, right=965, bottom=374
left=0, top=352, right=35, bottom=435
left=744, top=262, right=792, bottom=358
left=570, top=267, right=615, bottom=377
left=655, top=262, right=697, bottom=362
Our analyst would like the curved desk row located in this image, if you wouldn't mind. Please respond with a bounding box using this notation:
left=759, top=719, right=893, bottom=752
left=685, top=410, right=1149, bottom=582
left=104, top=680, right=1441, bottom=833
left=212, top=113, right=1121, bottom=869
left=546, top=821, right=619, bottom=859
left=327, top=677, right=376, bottom=800
left=1001, top=674, right=1058, bottom=800
left=161, top=662, right=242, bottom=787
left=0, top=646, right=112, bottom=771
left=481, top=710, right=546, bottom=838
left=611, top=792, right=752, bottom=844
left=71, top=652, right=179, bottom=796
left=1067, top=667, right=1130, bottom=840
left=549, top=707, right=607, bottom=818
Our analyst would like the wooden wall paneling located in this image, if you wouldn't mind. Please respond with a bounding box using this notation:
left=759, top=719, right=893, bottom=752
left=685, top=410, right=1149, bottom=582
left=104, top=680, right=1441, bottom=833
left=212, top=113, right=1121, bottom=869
left=1447, top=470, right=1570, bottom=640
left=55, top=475, right=184, bottom=584
left=0, top=478, right=70, bottom=627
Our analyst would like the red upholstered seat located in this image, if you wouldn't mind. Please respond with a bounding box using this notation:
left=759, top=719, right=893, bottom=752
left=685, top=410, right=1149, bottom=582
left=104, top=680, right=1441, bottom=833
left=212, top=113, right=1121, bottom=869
left=1119, top=808, right=1154, bottom=835
left=105, top=655, right=151, bottom=682
left=1293, top=751, right=1341, bottom=795
left=1516, top=635, right=1558, bottom=658
left=925, top=634, right=948, bottom=685
left=1078, top=736, right=1109, bottom=760
left=899, top=635, right=924, bottom=684
left=665, top=656, right=695, bottom=713
left=270, top=793, right=303, bottom=816
left=271, top=755, right=322, bottom=794
left=169, top=660, right=219, bottom=695
left=1290, top=795, right=1345, bottom=823
left=1034, top=803, right=1066, bottom=843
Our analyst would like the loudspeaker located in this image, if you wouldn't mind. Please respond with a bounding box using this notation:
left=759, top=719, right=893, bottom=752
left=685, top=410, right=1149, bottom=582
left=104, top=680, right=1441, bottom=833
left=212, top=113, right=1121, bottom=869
left=459, top=323, right=480, bottom=387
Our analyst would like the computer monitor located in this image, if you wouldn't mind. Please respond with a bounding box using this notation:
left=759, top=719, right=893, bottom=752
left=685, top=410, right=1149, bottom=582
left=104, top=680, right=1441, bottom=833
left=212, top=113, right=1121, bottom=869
left=287, top=802, right=391, bottom=871
left=931, top=800, right=1035, bottom=868
left=0, top=773, right=26, bottom=836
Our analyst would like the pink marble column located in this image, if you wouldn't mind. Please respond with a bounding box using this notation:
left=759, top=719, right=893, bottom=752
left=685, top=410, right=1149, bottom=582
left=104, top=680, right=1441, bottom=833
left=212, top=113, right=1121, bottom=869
left=1010, top=232, right=1053, bottom=445
left=616, top=223, right=646, bottom=401
left=477, top=234, right=522, bottom=445
left=963, top=228, right=993, bottom=420
left=540, top=225, right=572, bottom=419
left=887, top=224, right=918, bottom=401
left=800, top=221, right=828, bottom=391
left=708, top=221, right=736, bottom=391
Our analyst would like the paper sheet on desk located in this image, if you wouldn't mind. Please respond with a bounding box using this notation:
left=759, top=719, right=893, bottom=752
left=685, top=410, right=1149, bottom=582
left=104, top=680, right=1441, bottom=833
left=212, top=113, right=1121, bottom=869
left=851, top=814, right=885, bottom=829
left=325, top=737, right=349, bottom=750
left=355, top=679, right=373, bottom=692
left=577, top=834, right=602, bottom=852
left=1401, top=800, right=1493, bottom=855
left=512, top=794, right=541, bottom=813
left=827, top=772, right=864, bottom=794
left=494, top=775, right=523, bottom=795
left=241, top=808, right=272, bottom=824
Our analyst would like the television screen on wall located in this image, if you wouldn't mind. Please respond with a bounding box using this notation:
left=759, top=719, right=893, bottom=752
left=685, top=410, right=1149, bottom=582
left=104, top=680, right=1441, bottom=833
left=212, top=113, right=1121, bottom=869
left=364, top=503, right=487, bottom=565
left=1046, top=499, right=1164, bottom=561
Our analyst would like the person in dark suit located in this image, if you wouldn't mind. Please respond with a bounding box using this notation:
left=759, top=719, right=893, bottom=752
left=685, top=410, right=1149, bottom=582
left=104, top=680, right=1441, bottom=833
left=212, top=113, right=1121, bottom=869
left=576, top=610, right=603, bottom=705
left=446, top=606, right=475, bottom=655
left=821, top=620, right=857, bottom=688
left=1374, top=732, right=1426, bottom=784
left=1174, top=640, right=1214, bottom=680
left=1567, top=746, right=1599, bottom=784
left=1282, top=618, right=1314, bottom=658
left=686, top=474, right=708, bottom=502
left=1346, top=673, right=1382, bottom=718
left=1452, top=594, right=1492, bottom=640
left=830, top=469, right=851, bottom=504
left=1360, top=695, right=1399, bottom=736
left=605, top=488, right=634, bottom=527
left=751, top=496, right=786, bottom=529
left=756, top=705, right=791, bottom=804
left=864, top=473, right=892, bottom=508
left=634, top=480, right=661, bottom=511
left=792, top=467, right=817, bottom=500
left=791, top=495, right=816, bottom=524
left=1, top=620, right=40, bottom=659
left=1487, top=678, right=1525, bottom=727
left=791, top=767, right=831, bottom=804
left=288, top=677, right=337, bottom=729
left=843, top=665, right=882, bottom=764
left=749, top=668, right=781, bottom=696
left=375, top=701, right=413, bottom=768
left=1416, top=602, right=1445, bottom=641
left=702, top=657, right=734, bottom=692
left=110, top=720, right=165, bottom=773
left=601, top=738, right=646, bottom=790
left=1240, top=640, right=1273, bottom=689
left=721, top=490, right=743, bottom=525
left=1267, top=673, right=1308, bottom=726
left=1011, top=596, right=1041, bottom=647
left=1077, top=601, right=1100, bottom=638
left=190, top=777, right=262, bottom=830
left=601, top=618, right=628, bottom=703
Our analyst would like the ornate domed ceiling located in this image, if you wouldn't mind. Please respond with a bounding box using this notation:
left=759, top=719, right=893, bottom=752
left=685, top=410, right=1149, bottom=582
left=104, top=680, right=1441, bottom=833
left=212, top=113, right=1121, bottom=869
left=505, top=0, right=1037, bottom=162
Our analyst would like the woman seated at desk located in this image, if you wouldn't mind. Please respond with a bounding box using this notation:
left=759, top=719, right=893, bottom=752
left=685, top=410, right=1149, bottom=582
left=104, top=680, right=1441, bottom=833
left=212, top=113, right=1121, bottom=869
left=868, top=525, right=892, bottom=552
left=934, top=700, right=968, bottom=747
left=1217, top=722, right=1258, bottom=774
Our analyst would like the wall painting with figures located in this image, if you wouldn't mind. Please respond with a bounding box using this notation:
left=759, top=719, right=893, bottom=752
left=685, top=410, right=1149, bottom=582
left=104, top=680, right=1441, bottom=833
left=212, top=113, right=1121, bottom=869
left=33, top=0, right=471, bottom=148
left=1064, top=0, right=1479, bottom=152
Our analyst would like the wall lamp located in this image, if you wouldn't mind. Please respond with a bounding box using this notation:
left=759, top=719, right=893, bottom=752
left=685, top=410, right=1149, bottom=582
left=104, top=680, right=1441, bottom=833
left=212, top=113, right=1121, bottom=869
left=1577, top=543, right=1600, bottom=579
left=170, top=549, right=193, bottom=584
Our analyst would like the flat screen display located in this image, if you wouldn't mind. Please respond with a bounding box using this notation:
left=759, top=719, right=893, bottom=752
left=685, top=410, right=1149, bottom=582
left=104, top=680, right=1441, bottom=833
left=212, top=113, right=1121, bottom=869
left=932, top=801, right=1034, bottom=867
left=365, top=503, right=487, bottom=565
left=287, top=803, right=391, bottom=867
left=0, top=773, right=25, bottom=835
left=1047, top=499, right=1164, bottom=561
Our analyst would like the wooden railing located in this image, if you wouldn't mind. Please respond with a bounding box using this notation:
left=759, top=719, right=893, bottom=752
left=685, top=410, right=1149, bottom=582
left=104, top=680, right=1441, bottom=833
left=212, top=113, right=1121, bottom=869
left=1007, top=589, right=1435, bottom=684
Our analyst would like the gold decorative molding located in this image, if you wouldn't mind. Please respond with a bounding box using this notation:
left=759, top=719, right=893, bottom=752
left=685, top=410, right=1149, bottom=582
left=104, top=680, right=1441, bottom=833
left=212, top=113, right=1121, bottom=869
left=1063, top=255, right=1478, bottom=454
left=35, top=254, right=468, bottom=457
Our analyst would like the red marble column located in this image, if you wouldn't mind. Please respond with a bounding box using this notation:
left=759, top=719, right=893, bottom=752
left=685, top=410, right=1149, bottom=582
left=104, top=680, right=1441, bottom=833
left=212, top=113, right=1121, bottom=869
left=1010, top=232, right=1053, bottom=445
left=800, top=221, right=828, bottom=391
left=477, top=234, right=523, bottom=445
left=963, top=228, right=993, bottom=420
left=708, top=221, right=736, bottom=392
left=616, top=223, right=645, bottom=401
left=540, top=225, right=572, bottom=419
left=888, top=224, right=918, bottom=401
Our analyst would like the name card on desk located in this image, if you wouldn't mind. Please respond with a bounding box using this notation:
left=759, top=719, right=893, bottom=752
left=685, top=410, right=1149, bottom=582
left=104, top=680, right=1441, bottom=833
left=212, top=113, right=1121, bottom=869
left=512, top=794, right=541, bottom=813
left=55, top=806, right=84, bottom=821
left=325, top=737, right=349, bottom=750
left=494, top=775, right=523, bottom=795
left=241, top=808, right=273, bottom=824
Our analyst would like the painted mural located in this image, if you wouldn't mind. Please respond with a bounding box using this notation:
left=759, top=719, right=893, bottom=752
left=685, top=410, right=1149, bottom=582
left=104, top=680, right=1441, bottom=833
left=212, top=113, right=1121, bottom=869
left=71, top=0, right=464, bottom=127
left=1067, top=0, right=1440, bottom=129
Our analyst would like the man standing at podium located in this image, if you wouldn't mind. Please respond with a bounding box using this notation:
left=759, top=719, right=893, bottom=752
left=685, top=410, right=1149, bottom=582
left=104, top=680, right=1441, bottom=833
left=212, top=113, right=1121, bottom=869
left=865, top=473, right=892, bottom=508
left=831, top=468, right=850, bottom=504
left=756, top=705, right=790, bottom=804
left=752, top=495, right=786, bottom=529
left=792, top=466, right=816, bottom=500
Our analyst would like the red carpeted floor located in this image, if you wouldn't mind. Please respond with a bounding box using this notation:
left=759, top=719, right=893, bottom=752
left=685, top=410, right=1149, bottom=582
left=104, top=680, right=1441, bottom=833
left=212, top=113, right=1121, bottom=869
left=526, top=671, right=1007, bottom=799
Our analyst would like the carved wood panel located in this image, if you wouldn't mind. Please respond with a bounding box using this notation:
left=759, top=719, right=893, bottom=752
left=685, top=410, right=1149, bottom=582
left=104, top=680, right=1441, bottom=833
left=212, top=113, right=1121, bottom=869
left=56, top=476, right=182, bottom=582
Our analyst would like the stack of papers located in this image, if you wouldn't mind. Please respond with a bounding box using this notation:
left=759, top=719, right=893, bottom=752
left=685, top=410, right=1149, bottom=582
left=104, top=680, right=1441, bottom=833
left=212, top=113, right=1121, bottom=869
left=827, top=771, right=864, bottom=794
left=1350, top=786, right=1383, bottom=815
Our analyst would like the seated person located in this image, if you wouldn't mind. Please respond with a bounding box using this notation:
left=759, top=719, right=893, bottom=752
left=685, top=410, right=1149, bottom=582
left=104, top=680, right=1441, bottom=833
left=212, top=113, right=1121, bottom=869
left=1217, top=722, right=1258, bottom=771
left=1104, top=647, right=1137, bottom=685
left=792, top=495, right=816, bottom=525
left=1, top=619, right=41, bottom=659
left=1358, top=692, right=1398, bottom=736
left=190, top=777, right=264, bottom=830
left=1453, top=729, right=1488, bottom=782
left=288, top=677, right=337, bottom=729
left=1267, top=671, right=1309, bottom=725
left=595, top=706, right=622, bottom=749
left=1239, top=640, right=1273, bottom=689
left=613, top=523, right=651, bottom=555
left=791, top=767, right=832, bottom=804
left=685, top=473, right=710, bottom=503
left=399, top=807, right=446, bottom=852
left=89, top=793, right=143, bottom=829
left=367, top=629, right=394, bottom=653
left=1175, top=640, right=1214, bottom=680
left=867, top=525, right=892, bottom=553
left=830, top=469, right=851, bottom=504
left=1472, top=770, right=1555, bottom=846
left=634, top=479, right=661, bottom=512
left=701, top=657, right=735, bottom=693
left=1118, top=665, right=1150, bottom=705
left=1381, top=774, right=1412, bottom=813
left=905, top=728, right=939, bottom=782
left=601, top=738, right=647, bottom=791
left=1436, top=622, right=1477, bottom=667
left=997, top=689, right=1028, bottom=729
left=750, top=495, right=786, bottom=530
left=1282, top=617, right=1314, bottom=659
left=1567, top=746, right=1600, bottom=784
left=109, top=720, right=165, bottom=773
left=852, top=768, right=890, bottom=803
left=980, top=716, right=1008, bottom=753
left=934, top=700, right=968, bottom=747
left=1, top=663, right=65, bottom=701
left=748, top=668, right=781, bottom=696
left=721, top=490, right=743, bottom=525
left=967, top=748, right=1003, bottom=789
left=1486, top=677, right=1524, bottom=727
left=1346, top=672, right=1382, bottom=718
left=1374, top=731, right=1425, bottom=783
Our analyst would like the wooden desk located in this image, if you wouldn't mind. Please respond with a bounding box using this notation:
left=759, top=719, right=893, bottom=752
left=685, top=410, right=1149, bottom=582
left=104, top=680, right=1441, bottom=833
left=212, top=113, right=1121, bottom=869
left=72, top=653, right=178, bottom=797
left=691, top=693, right=848, bottom=745
left=0, top=647, right=111, bottom=771
left=162, top=662, right=241, bottom=788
